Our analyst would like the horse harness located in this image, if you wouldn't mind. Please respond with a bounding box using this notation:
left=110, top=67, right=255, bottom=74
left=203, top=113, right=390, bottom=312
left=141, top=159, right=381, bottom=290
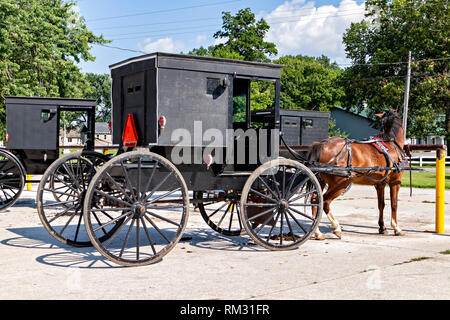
left=319, top=136, right=408, bottom=183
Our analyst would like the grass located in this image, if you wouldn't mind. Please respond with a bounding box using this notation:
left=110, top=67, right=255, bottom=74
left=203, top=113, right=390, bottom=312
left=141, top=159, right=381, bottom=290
left=440, top=250, right=450, bottom=255
left=401, top=171, right=450, bottom=189
left=394, top=257, right=430, bottom=266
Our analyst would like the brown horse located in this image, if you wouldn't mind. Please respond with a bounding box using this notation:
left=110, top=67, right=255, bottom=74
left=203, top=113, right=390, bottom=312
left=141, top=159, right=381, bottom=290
left=307, top=109, right=407, bottom=240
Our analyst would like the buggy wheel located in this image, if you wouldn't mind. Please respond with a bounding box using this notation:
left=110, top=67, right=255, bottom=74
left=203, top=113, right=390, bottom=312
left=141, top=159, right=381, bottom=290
left=36, top=151, right=113, bottom=247
left=240, top=158, right=323, bottom=251
left=0, top=149, right=25, bottom=211
left=195, top=190, right=244, bottom=236
left=83, top=151, right=189, bottom=267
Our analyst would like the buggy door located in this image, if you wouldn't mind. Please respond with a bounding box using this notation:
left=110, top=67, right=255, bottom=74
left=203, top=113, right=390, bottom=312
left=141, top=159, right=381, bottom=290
left=6, top=105, right=58, bottom=150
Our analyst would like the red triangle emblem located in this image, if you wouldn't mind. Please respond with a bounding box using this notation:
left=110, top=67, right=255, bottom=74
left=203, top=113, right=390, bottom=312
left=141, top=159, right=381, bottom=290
left=122, top=114, right=138, bottom=147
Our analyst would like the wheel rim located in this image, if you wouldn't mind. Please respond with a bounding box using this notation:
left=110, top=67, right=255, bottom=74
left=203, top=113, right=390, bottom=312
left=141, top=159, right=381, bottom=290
left=37, top=151, right=112, bottom=247
left=83, top=151, right=189, bottom=266
left=0, top=150, right=24, bottom=211
left=240, top=159, right=323, bottom=250
left=196, top=190, right=244, bottom=236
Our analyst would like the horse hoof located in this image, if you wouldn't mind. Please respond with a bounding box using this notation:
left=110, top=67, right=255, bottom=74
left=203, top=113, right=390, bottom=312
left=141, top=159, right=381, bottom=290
left=379, top=228, right=388, bottom=235
left=333, top=230, right=342, bottom=239
left=395, top=230, right=405, bottom=236
left=314, top=234, right=325, bottom=241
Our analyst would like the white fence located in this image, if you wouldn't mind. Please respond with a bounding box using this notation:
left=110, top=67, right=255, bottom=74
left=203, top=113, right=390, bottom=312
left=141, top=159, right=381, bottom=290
left=410, top=156, right=450, bottom=166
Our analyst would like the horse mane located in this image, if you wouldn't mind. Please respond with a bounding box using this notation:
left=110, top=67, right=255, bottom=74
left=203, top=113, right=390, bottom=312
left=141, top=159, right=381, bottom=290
left=376, top=110, right=402, bottom=141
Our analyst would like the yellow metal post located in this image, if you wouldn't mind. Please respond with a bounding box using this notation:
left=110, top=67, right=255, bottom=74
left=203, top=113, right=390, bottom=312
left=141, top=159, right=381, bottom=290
left=435, top=148, right=446, bottom=234
left=26, top=174, right=32, bottom=191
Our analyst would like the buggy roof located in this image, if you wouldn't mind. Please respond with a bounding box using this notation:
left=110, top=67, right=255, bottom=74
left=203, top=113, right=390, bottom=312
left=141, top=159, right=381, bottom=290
left=5, top=96, right=97, bottom=107
left=109, top=52, right=283, bottom=79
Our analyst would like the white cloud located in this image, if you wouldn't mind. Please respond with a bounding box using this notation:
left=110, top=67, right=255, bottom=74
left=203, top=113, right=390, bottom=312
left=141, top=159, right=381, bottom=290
left=138, top=37, right=185, bottom=54
left=195, top=34, right=207, bottom=44
left=263, top=0, right=365, bottom=62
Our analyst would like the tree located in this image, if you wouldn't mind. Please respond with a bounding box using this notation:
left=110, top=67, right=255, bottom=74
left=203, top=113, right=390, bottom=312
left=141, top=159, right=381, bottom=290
left=341, top=0, right=449, bottom=145
left=0, top=0, right=108, bottom=140
left=84, top=73, right=112, bottom=123
left=274, top=55, right=345, bottom=111
left=188, top=8, right=277, bottom=63
left=213, top=8, right=277, bottom=62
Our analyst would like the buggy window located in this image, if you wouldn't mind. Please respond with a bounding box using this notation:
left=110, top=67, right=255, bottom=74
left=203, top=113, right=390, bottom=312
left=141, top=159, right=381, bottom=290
left=232, top=78, right=249, bottom=123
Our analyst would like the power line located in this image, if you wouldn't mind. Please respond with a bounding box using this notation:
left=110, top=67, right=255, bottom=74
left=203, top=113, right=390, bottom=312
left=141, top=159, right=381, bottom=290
left=87, top=0, right=245, bottom=22
left=109, top=11, right=367, bottom=41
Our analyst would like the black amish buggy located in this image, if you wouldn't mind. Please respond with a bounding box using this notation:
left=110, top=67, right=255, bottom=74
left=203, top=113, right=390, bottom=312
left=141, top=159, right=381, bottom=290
left=0, top=96, right=107, bottom=211
left=35, top=52, right=329, bottom=266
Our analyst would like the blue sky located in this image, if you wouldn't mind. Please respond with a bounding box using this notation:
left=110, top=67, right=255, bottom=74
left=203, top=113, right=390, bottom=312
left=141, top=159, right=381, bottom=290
left=75, top=0, right=366, bottom=74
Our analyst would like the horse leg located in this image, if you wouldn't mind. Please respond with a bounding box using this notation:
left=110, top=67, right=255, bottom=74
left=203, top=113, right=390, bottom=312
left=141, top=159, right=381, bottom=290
left=375, top=184, right=388, bottom=234
left=313, top=180, right=326, bottom=240
left=389, top=181, right=404, bottom=236
left=322, top=179, right=351, bottom=239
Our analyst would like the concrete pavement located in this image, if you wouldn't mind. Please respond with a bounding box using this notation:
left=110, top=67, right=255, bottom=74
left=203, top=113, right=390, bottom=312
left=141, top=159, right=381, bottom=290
left=0, top=184, right=449, bottom=300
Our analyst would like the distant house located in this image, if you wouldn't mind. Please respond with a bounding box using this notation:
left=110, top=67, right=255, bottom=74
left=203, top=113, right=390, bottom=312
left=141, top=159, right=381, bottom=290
left=330, top=106, right=379, bottom=140
left=94, top=122, right=112, bottom=146
left=60, top=129, right=83, bottom=146
left=59, top=122, right=112, bottom=148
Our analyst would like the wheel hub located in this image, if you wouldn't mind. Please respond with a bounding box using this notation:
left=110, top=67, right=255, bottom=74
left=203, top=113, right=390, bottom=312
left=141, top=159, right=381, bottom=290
left=133, top=203, right=146, bottom=218
left=280, top=199, right=289, bottom=210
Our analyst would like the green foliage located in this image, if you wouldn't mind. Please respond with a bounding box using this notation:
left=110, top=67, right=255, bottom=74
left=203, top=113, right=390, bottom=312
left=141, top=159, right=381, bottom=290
left=250, top=80, right=275, bottom=111
left=274, top=55, right=345, bottom=111
left=84, top=73, right=112, bottom=122
left=213, top=8, right=277, bottom=62
left=189, top=8, right=276, bottom=63
left=328, top=118, right=349, bottom=137
left=342, top=0, right=449, bottom=141
left=0, top=0, right=108, bottom=140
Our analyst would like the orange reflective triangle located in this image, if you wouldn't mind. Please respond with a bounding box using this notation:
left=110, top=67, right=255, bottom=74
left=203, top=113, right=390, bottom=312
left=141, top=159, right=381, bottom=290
left=122, top=114, right=138, bottom=147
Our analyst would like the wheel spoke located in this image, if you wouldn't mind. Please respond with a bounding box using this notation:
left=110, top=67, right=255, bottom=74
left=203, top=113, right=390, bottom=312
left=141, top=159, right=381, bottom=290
left=249, top=188, right=278, bottom=203
left=142, top=171, right=174, bottom=203
left=216, top=203, right=231, bottom=228
left=266, top=211, right=281, bottom=242
left=144, top=215, right=171, bottom=244
left=247, top=206, right=277, bottom=222
left=121, top=161, right=138, bottom=202
left=289, top=190, right=317, bottom=203
left=119, top=219, right=135, bottom=258
left=257, top=176, right=279, bottom=200
left=140, top=217, right=157, bottom=255
left=254, top=209, right=278, bottom=235
left=146, top=210, right=181, bottom=227
left=288, top=207, right=314, bottom=221
left=93, top=189, right=133, bottom=208
left=283, top=210, right=296, bottom=242
left=103, top=215, right=133, bottom=248
left=207, top=202, right=228, bottom=218
left=105, top=173, right=134, bottom=203
left=48, top=205, right=77, bottom=223
left=93, top=210, right=132, bottom=232
left=146, top=187, right=182, bottom=205
left=286, top=209, right=308, bottom=233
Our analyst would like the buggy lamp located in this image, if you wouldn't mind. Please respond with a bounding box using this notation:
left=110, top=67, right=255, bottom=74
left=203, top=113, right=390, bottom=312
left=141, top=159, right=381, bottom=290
left=158, top=116, right=167, bottom=130
left=5, top=133, right=9, bottom=143
left=205, top=154, right=214, bottom=168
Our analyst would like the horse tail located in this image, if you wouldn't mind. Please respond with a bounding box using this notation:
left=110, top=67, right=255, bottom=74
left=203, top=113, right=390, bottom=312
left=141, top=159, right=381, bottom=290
left=307, top=141, right=324, bottom=165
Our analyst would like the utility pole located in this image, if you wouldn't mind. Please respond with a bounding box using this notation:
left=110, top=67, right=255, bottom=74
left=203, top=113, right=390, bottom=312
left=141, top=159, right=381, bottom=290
left=402, top=51, right=411, bottom=141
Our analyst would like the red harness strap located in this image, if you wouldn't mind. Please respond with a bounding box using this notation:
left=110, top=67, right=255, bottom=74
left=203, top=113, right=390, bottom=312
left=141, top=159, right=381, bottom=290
left=371, top=137, right=389, bottom=153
